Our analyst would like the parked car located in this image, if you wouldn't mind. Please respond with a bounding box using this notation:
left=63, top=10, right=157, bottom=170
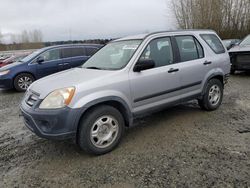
left=222, top=39, right=241, bottom=50
left=0, top=55, right=10, bottom=61
left=0, top=44, right=102, bottom=91
left=229, top=35, right=250, bottom=74
left=0, top=53, right=31, bottom=68
left=20, top=30, right=230, bottom=155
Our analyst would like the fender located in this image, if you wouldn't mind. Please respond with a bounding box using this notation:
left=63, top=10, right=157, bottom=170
left=71, top=95, right=134, bottom=130
left=201, top=71, right=224, bottom=95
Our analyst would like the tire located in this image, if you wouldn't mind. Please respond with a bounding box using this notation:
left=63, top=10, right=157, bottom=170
left=198, top=79, right=223, bottom=111
left=14, top=73, right=35, bottom=92
left=77, top=105, right=125, bottom=155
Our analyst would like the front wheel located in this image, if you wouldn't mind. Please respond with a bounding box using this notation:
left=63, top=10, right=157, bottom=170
left=198, top=79, right=223, bottom=111
left=14, top=73, right=35, bottom=92
left=77, top=105, right=125, bottom=155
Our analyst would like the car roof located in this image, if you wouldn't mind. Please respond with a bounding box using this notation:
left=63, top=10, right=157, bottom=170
left=114, top=29, right=216, bottom=42
left=42, top=44, right=103, bottom=51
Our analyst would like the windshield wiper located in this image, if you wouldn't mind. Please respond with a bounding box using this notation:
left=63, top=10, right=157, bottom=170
left=85, top=66, right=102, bottom=70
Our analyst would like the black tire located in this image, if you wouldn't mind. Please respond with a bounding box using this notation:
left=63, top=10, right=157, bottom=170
left=198, top=79, right=223, bottom=111
left=14, top=73, right=35, bottom=92
left=77, top=105, right=125, bottom=155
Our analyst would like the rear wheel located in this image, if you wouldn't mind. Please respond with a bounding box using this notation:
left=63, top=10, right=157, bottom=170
left=77, top=105, right=125, bottom=155
left=14, top=73, right=35, bottom=92
left=198, top=79, right=223, bottom=111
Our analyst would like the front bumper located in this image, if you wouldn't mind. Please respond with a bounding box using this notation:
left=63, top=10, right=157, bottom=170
left=20, top=98, right=83, bottom=140
left=230, top=52, right=250, bottom=70
left=0, top=77, right=13, bottom=89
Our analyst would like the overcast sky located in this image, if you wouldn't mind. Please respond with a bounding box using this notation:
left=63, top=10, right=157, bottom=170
left=0, top=0, right=176, bottom=43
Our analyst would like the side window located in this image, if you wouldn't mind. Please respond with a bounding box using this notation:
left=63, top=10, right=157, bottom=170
left=200, top=34, right=225, bottom=54
left=175, top=36, right=204, bottom=62
left=61, top=47, right=86, bottom=58
left=40, top=49, right=60, bottom=62
left=86, top=47, right=99, bottom=56
left=139, top=37, right=174, bottom=68
left=195, top=39, right=204, bottom=58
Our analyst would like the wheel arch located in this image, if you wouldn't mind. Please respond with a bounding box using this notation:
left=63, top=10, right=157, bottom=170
left=202, top=73, right=224, bottom=95
left=13, top=71, right=36, bottom=81
left=75, top=97, right=133, bottom=139
left=13, top=72, right=36, bottom=88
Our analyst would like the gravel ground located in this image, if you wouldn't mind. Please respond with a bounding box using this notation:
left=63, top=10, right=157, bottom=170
left=0, top=74, right=250, bottom=188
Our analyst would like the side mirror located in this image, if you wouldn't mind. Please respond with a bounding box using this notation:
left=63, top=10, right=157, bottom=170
left=36, top=56, right=44, bottom=64
left=134, top=59, right=155, bottom=72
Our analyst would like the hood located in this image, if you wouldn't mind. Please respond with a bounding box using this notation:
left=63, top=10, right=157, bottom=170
left=229, top=45, right=250, bottom=53
left=29, top=68, right=117, bottom=99
left=0, top=61, right=23, bottom=71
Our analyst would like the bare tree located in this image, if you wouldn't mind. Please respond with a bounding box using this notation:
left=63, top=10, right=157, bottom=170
left=30, top=29, right=43, bottom=43
left=20, top=30, right=30, bottom=43
left=18, top=29, right=43, bottom=43
left=172, top=0, right=250, bottom=39
left=10, top=33, right=19, bottom=44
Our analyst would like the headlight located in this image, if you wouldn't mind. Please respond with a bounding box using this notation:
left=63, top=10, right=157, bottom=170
left=39, top=87, right=75, bottom=109
left=0, top=70, right=10, bottom=76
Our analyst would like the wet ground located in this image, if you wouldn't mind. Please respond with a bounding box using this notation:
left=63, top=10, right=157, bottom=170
left=0, top=74, right=249, bottom=188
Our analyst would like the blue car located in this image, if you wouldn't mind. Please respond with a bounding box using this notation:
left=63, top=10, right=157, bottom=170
left=0, top=44, right=102, bottom=91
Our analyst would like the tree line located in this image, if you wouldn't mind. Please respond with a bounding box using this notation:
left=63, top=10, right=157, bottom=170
left=0, top=38, right=112, bottom=51
left=0, top=29, right=112, bottom=51
left=172, top=0, right=250, bottom=39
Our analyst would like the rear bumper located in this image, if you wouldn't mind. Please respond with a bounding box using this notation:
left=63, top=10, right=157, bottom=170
left=20, top=99, right=84, bottom=140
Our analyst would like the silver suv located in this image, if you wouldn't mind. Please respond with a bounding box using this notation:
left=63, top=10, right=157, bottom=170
left=20, top=30, right=230, bottom=155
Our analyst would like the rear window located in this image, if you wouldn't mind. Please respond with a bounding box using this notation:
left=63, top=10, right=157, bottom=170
left=61, top=47, right=86, bottom=58
left=200, top=34, right=225, bottom=54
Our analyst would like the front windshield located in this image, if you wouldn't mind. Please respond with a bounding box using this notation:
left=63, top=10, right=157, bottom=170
left=20, top=48, right=44, bottom=62
left=82, top=40, right=142, bottom=70
left=240, top=35, right=250, bottom=46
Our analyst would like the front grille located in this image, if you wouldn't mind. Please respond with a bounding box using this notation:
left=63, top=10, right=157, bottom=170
left=25, top=91, right=39, bottom=107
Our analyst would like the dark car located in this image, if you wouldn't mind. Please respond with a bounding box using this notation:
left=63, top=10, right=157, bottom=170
left=0, top=53, right=31, bottom=68
left=222, top=39, right=241, bottom=50
left=0, top=44, right=102, bottom=91
left=229, top=35, right=250, bottom=74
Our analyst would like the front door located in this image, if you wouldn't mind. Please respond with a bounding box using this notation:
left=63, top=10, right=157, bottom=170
left=36, top=48, right=62, bottom=78
left=129, top=37, right=181, bottom=114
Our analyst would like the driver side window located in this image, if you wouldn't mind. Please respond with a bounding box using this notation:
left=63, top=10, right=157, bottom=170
left=40, top=49, right=60, bottom=62
left=139, top=37, right=174, bottom=68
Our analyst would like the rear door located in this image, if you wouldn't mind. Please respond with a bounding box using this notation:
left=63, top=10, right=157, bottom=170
left=173, top=35, right=208, bottom=99
left=35, top=48, right=62, bottom=78
left=61, top=47, right=89, bottom=69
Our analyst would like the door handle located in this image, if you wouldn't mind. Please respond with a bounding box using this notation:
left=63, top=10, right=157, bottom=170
left=58, top=63, right=64, bottom=66
left=64, top=63, right=69, bottom=65
left=203, top=61, right=212, bottom=65
left=168, top=68, right=179, bottom=73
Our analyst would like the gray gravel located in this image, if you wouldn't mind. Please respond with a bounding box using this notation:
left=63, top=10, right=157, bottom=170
left=0, top=74, right=250, bottom=188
